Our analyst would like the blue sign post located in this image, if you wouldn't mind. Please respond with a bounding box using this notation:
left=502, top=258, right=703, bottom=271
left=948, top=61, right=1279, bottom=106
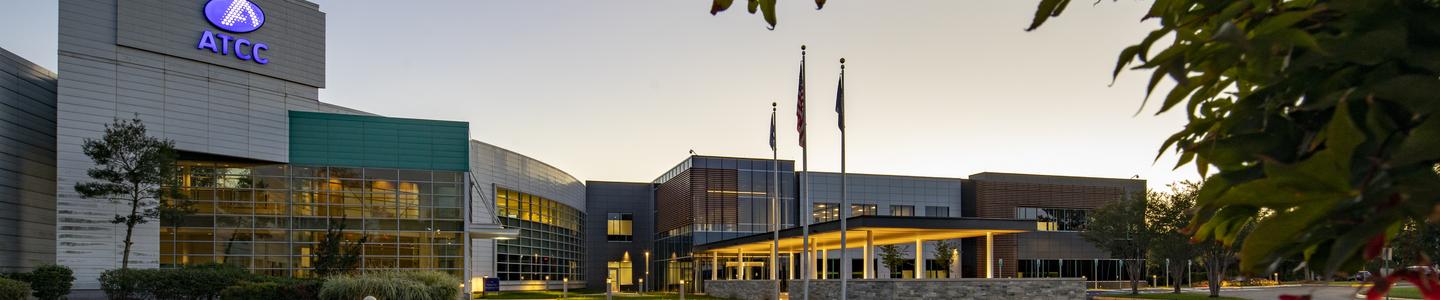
left=484, top=277, right=500, bottom=292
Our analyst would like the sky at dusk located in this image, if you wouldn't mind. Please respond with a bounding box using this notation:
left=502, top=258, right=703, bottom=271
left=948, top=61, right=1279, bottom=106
left=0, top=0, right=1200, bottom=189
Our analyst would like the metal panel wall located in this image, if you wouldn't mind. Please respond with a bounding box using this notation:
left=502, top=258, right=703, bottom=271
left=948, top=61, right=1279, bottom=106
left=466, top=140, right=586, bottom=286
left=116, top=0, right=326, bottom=88
left=56, top=0, right=329, bottom=288
left=0, top=47, right=58, bottom=273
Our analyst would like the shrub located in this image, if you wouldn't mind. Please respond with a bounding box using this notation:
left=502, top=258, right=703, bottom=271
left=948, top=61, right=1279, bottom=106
left=0, top=277, right=30, bottom=300
left=21, top=264, right=75, bottom=300
left=319, top=271, right=460, bottom=300
left=99, top=268, right=153, bottom=300
left=1193, top=278, right=1280, bottom=288
left=101, top=263, right=252, bottom=300
left=220, top=282, right=288, bottom=300
left=221, top=276, right=322, bottom=300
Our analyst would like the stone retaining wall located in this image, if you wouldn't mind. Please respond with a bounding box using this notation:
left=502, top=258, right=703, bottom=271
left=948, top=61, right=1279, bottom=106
left=705, top=280, right=780, bottom=300
left=785, top=278, right=1086, bottom=300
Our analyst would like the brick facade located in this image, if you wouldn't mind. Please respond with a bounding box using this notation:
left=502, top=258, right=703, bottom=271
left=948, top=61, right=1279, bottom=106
left=966, top=173, right=1144, bottom=278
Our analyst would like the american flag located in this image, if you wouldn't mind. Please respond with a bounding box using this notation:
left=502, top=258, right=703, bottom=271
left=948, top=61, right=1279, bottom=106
left=796, top=53, right=807, bottom=148
left=836, top=64, right=844, bottom=131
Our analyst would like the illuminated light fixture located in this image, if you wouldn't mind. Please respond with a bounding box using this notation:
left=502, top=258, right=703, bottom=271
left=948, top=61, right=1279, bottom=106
left=706, top=190, right=768, bottom=195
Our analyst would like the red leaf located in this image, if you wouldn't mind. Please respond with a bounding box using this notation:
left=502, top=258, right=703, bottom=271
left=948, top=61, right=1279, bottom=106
left=1365, top=235, right=1386, bottom=260
left=1364, top=269, right=1440, bottom=300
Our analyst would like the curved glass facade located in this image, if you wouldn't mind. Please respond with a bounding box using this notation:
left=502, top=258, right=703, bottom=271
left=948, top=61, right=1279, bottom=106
left=160, top=161, right=467, bottom=277
left=495, top=187, right=585, bottom=281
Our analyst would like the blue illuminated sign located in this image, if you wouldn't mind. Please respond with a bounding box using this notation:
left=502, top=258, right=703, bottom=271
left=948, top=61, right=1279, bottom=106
left=197, top=0, right=270, bottom=65
left=204, top=0, right=265, bottom=33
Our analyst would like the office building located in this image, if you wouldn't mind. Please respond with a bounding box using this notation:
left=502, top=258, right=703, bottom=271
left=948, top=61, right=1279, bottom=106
left=0, top=0, right=1144, bottom=293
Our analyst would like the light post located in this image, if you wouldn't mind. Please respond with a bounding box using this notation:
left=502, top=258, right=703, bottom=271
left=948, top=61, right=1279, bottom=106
left=563, top=277, right=569, bottom=298
left=645, top=251, right=651, bottom=293
left=606, top=277, right=613, bottom=300
left=679, top=279, right=686, bottom=300
left=638, top=278, right=645, bottom=295
left=481, top=275, right=488, bottom=298
left=1152, top=275, right=1157, bottom=289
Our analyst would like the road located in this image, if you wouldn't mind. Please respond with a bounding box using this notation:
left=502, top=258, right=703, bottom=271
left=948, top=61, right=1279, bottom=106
left=1181, top=285, right=1365, bottom=300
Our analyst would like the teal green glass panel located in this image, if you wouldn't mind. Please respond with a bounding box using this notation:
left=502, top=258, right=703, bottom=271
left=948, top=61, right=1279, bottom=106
left=288, top=111, right=469, bottom=171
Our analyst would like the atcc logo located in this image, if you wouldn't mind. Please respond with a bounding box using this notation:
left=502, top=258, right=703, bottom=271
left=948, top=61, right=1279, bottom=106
left=204, top=0, right=265, bottom=33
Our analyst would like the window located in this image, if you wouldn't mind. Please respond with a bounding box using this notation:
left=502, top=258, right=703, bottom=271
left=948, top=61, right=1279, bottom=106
left=851, top=204, right=877, bottom=217
left=925, top=206, right=950, bottom=217
left=890, top=205, right=914, bottom=217
left=813, top=203, right=840, bottom=223
left=1014, top=207, right=1088, bottom=231
left=607, top=213, right=634, bottom=242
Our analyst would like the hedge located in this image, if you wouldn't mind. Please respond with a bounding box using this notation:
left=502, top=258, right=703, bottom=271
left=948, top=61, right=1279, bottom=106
left=0, top=277, right=29, bottom=300
left=100, top=263, right=250, bottom=300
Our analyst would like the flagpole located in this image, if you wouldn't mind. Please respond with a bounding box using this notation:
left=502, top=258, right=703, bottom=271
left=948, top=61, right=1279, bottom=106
left=837, top=58, right=848, bottom=300
left=770, top=103, right=781, bottom=300
left=799, top=45, right=812, bottom=300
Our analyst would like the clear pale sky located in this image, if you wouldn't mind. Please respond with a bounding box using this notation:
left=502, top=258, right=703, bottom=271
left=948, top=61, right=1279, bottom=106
left=0, top=0, right=1199, bottom=189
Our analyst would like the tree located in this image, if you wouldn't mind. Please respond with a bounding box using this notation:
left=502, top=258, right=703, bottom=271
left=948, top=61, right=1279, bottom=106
left=932, top=240, right=957, bottom=278
left=74, top=117, right=182, bottom=270
left=706, top=0, right=1440, bottom=295
left=1081, top=192, right=1151, bottom=295
left=1024, top=0, right=1440, bottom=297
left=1391, top=221, right=1440, bottom=268
left=1147, top=181, right=1203, bottom=295
left=313, top=218, right=367, bottom=277
left=877, top=244, right=908, bottom=279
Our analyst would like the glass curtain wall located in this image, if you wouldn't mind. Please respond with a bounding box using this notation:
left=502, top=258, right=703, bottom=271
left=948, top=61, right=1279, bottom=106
left=160, top=161, right=466, bottom=277
left=652, top=157, right=795, bottom=292
left=494, top=187, right=585, bottom=281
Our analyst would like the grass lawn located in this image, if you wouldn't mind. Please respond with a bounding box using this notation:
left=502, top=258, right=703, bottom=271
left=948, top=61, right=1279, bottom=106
left=1101, top=292, right=1246, bottom=300
left=475, top=291, right=727, bottom=300
left=1388, top=286, right=1421, bottom=299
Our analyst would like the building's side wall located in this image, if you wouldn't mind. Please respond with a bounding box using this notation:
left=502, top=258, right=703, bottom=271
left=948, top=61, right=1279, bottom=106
left=0, top=47, right=58, bottom=273
left=967, top=173, right=1145, bottom=278
left=467, top=140, right=586, bottom=287
left=806, top=173, right=962, bottom=218
left=583, top=181, right=654, bottom=291
left=56, top=0, right=327, bottom=289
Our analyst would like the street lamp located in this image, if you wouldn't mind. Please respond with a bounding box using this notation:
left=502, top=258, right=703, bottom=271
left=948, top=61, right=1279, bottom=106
left=644, top=251, right=651, bottom=293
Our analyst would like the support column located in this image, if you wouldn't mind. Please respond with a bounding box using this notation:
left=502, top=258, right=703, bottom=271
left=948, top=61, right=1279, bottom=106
left=915, top=238, right=925, bottom=279
left=950, top=248, right=959, bottom=279
left=864, top=231, right=873, bottom=279
left=820, top=248, right=828, bottom=279
left=788, top=253, right=796, bottom=279
left=812, top=242, right=820, bottom=279
left=985, top=232, right=994, bottom=279
left=711, top=252, right=718, bottom=281
left=738, top=250, right=746, bottom=280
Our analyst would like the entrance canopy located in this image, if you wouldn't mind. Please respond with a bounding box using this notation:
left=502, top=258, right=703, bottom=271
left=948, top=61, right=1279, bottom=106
left=695, top=215, right=1032, bottom=254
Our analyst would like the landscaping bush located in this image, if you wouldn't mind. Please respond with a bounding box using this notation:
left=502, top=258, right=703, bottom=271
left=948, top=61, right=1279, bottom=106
left=19, top=264, right=75, bottom=300
left=220, top=281, right=288, bottom=300
left=0, top=277, right=30, bottom=300
left=221, top=276, right=322, bottom=300
left=99, top=268, right=153, bottom=300
left=101, top=263, right=252, bottom=300
left=1193, top=278, right=1279, bottom=288
left=319, top=271, right=460, bottom=300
